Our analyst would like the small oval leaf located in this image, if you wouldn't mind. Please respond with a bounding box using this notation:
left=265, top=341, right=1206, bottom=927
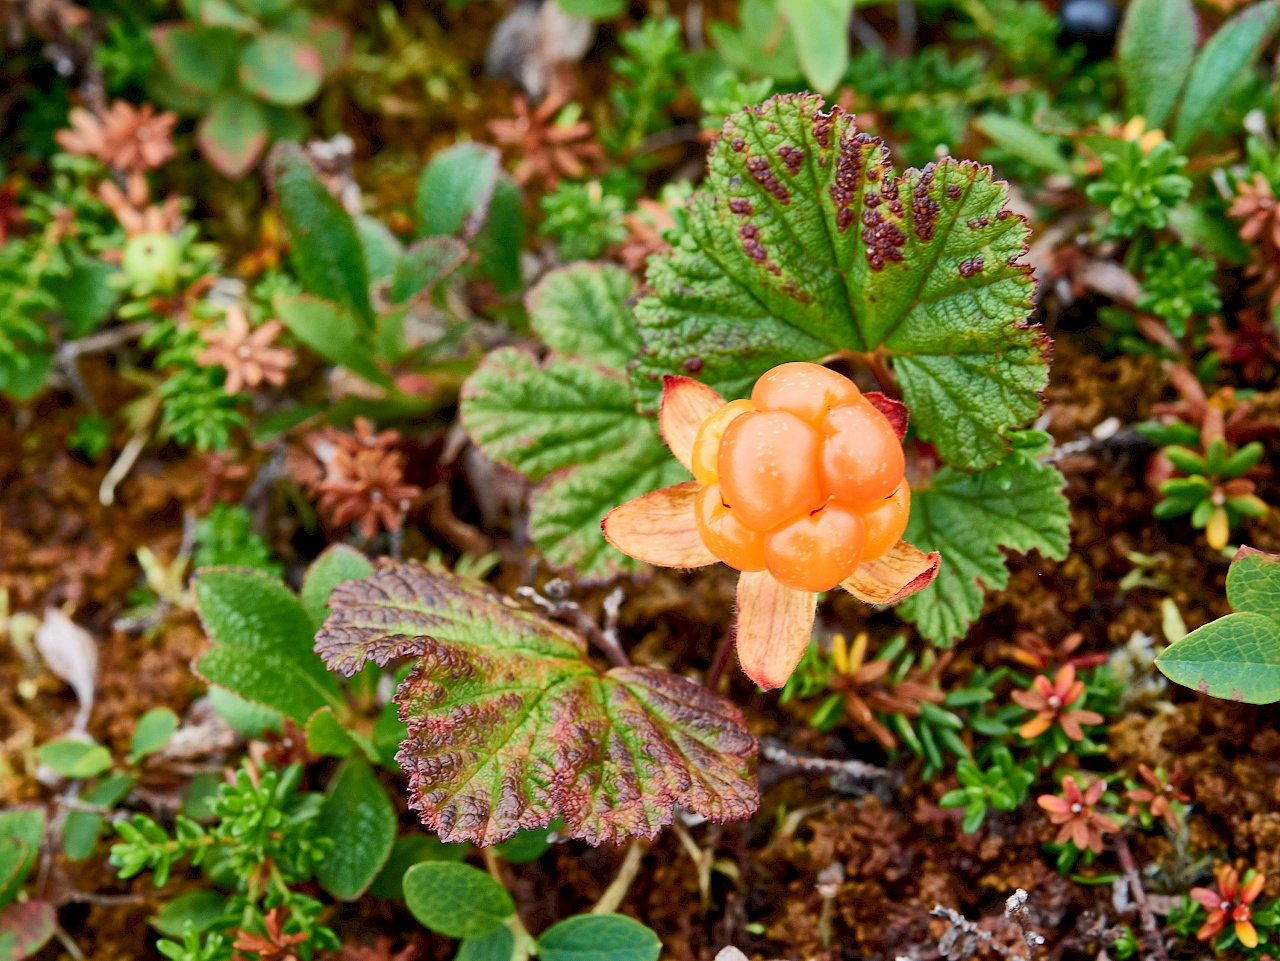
left=403, top=862, right=515, bottom=939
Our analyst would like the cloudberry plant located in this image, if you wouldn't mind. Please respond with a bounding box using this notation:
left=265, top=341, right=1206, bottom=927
left=603, top=363, right=938, bottom=689
left=693, top=362, right=909, bottom=592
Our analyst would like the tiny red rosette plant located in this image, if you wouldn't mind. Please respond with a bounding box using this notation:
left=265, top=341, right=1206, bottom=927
left=1036, top=774, right=1120, bottom=855
left=601, top=362, right=939, bottom=690
left=1191, top=866, right=1267, bottom=949
left=1125, top=764, right=1189, bottom=832
left=1012, top=663, right=1104, bottom=741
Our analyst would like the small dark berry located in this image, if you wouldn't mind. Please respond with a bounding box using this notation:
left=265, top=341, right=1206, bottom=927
left=1059, top=0, right=1120, bottom=62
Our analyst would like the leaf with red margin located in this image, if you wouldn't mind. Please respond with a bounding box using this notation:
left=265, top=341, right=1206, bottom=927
left=632, top=93, right=1046, bottom=472
left=0, top=901, right=56, bottom=960
left=315, top=560, right=759, bottom=845
left=197, top=92, right=268, bottom=177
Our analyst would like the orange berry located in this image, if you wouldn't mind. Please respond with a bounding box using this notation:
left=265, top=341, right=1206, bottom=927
left=690, top=398, right=754, bottom=485
left=860, top=483, right=910, bottom=561
left=695, top=483, right=766, bottom=571
left=821, top=402, right=905, bottom=510
left=764, top=502, right=865, bottom=592
left=718, top=410, right=824, bottom=531
left=751, top=361, right=862, bottom=426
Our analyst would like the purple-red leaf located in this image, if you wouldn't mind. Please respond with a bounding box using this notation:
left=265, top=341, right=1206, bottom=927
left=315, top=560, right=759, bottom=846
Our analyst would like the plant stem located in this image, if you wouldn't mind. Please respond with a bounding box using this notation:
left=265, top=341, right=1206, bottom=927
left=592, top=839, right=647, bottom=914
left=705, top=628, right=735, bottom=691
left=1115, top=832, right=1170, bottom=961
left=483, top=847, right=536, bottom=946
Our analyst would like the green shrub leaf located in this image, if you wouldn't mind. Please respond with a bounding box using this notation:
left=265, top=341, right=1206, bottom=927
left=633, top=94, right=1045, bottom=470
left=38, top=739, right=113, bottom=780
left=458, top=928, right=518, bottom=961
left=403, top=862, right=514, bottom=939
left=416, top=143, right=502, bottom=240
left=150, top=889, right=228, bottom=938
left=129, top=708, right=179, bottom=763
left=897, top=451, right=1070, bottom=644
left=1157, top=547, right=1280, bottom=703
left=273, top=294, right=390, bottom=388
left=369, top=833, right=468, bottom=901
left=315, top=561, right=759, bottom=845
left=272, top=144, right=374, bottom=325
left=62, top=774, right=134, bottom=862
left=317, top=756, right=397, bottom=900
left=152, top=24, right=240, bottom=96
left=197, top=91, right=268, bottom=177
left=194, top=568, right=344, bottom=725
left=537, top=914, right=662, bottom=961
left=1118, top=0, right=1197, bottom=130
left=0, top=900, right=56, bottom=961
left=238, top=33, right=324, bottom=107
left=0, top=808, right=44, bottom=909
left=462, top=264, right=685, bottom=580
left=1174, top=2, right=1280, bottom=148
left=781, top=0, right=852, bottom=95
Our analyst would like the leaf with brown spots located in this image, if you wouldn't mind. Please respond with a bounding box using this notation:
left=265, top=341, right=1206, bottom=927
left=315, top=560, right=759, bottom=845
left=632, top=93, right=1047, bottom=472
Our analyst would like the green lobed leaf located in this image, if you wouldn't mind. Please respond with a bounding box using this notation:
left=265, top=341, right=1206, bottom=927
left=462, top=349, right=643, bottom=481
left=38, top=739, right=112, bottom=779
left=194, top=568, right=344, bottom=725
left=314, top=561, right=759, bottom=845
left=238, top=32, right=324, bottom=107
left=461, top=265, right=685, bottom=580
left=537, top=914, right=662, bottom=961
left=129, top=709, right=179, bottom=763
left=1174, top=2, right=1280, bottom=148
left=527, top=264, right=641, bottom=370
left=462, top=348, right=689, bottom=581
left=403, top=861, right=514, bottom=939
left=529, top=426, right=689, bottom=582
left=781, top=0, right=852, bottom=95
left=632, top=94, right=1045, bottom=471
left=1118, top=0, right=1197, bottom=130
left=897, top=453, right=1070, bottom=645
left=301, top=544, right=375, bottom=629
left=317, top=756, right=397, bottom=900
left=416, top=143, right=502, bottom=241
left=1157, top=547, right=1280, bottom=703
left=197, top=91, right=269, bottom=177
left=272, top=143, right=374, bottom=325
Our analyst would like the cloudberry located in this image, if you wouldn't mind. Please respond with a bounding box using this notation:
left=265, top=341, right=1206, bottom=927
left=695, top=362, right=908, bottom=591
